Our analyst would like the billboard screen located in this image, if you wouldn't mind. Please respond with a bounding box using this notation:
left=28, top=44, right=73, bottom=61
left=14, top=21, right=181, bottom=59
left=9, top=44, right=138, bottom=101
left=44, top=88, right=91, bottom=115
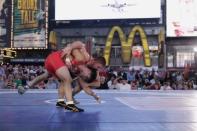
left=166, top=0, right=197, bottom=37
left=55, top=0, right=161, bottom=20
left=12, top=0, right=48, bottom=48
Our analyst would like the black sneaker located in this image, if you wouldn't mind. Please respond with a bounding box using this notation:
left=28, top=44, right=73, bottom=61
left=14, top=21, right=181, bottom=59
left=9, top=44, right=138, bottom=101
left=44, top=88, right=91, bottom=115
left=56, top=101, right=67, bottom=107
left=65, top=104, right=84, bottom=112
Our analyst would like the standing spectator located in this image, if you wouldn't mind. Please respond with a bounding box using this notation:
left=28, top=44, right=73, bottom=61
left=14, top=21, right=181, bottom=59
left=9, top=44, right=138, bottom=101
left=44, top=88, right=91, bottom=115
left=0, top=74, right=5, bottom=88
left=127, top=70, right=135, bottom=84
left=0, top=65, right=5, bottom=78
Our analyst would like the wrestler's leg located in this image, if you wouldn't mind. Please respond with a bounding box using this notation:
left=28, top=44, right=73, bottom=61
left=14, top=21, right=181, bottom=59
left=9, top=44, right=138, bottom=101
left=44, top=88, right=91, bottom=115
left=57, top=80, right=80, bottom=106
left=72, top=84, right=82, bottom=96
left=18, top=71, right=49, bottom=95
left=28, top=71, right=49, bottom=87
left=56, top=82, right=67, bottom=107
left=72, top=82, right=82, bottom=104
left=55, top=66, right=84, bottom=112
left=58, top=82, right=65, bottom=100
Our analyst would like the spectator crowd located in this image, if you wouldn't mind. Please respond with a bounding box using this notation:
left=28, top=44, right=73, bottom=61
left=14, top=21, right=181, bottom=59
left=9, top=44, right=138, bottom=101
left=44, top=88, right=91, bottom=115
left=0, top=63, right=196, bottom=90
left=0, top=64, right=59, bottom=89
left=99, top=67, right=197, bottom=91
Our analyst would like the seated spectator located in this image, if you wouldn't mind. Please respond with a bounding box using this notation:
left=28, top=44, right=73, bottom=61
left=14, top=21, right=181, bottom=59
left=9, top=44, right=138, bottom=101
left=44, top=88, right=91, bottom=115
left=160, top=82, right=172, bottom=90
left=149, top=81, right=160, bottom=90
left=13, top=74, right=22, bottom=89
left=99, top=76, right=109, bottom=89
left=5, top=74, right=14, bottom=89
left=183, top=81, right=189, bottom=90
left=118, top=78, right=131, bottom=91
left=107, top=74, right=116, bottom=89
left=143, top=79, right=151, bottom=89
left=111, top=76, right=122, bottom=89
left=131, top=80, right=138, bottom=90
left=171, top=82, right=177, bottom=90
left=46, top=77, right=58, bottom=89
left=36, top=81, right=46, bottom=89
left=188, top=80, right=194, bottom=90
left=177, top=81, right=184, bottom=90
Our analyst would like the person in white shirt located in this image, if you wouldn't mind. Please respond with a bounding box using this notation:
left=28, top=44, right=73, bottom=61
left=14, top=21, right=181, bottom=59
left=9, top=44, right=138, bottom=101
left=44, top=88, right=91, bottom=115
left=118, top=78, right=131, bottom=91
left=160, top=82, right=172, bottom=90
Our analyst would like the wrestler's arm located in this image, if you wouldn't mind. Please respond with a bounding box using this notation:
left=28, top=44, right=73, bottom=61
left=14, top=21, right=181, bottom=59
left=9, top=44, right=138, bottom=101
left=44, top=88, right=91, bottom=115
left=63, top=48, right=86, bottom=66
left=73, top=71, right=100, bottom=95
left=62, top=41, right=91, bottom=62
left=62, top=41, right=86, bottom=57
left=84, top=71, right=101, bottom=87
left=78, top=78, right=101, bottom=103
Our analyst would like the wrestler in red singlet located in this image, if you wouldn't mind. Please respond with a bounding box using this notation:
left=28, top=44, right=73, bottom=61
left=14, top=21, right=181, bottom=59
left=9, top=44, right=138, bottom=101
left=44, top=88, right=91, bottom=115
left=44, top=50, right=88, bottom=76
left=44, top=51, right=65, bottom=75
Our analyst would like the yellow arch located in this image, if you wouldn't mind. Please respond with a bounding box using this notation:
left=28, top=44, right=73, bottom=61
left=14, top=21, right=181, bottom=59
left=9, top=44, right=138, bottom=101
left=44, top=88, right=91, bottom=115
left=103, top=26, right=129, bottom=65
left=104, top=25, right=151, bottom=66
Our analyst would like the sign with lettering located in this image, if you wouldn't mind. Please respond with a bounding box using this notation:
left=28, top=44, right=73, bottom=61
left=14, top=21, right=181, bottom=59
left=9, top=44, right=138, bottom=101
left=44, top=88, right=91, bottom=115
left=12, top=0, right=48, bottom=48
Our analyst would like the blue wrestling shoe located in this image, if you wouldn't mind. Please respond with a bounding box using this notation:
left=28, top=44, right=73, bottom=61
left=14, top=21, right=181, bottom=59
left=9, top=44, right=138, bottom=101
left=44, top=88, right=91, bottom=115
left=18, top=85, right=29, bottom=95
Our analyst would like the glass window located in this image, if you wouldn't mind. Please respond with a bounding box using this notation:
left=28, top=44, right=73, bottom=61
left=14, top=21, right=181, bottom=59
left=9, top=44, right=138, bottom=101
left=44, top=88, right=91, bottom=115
left=176, top=52, right=195, bottom=67
left=167, top=55, right=173, bottom=67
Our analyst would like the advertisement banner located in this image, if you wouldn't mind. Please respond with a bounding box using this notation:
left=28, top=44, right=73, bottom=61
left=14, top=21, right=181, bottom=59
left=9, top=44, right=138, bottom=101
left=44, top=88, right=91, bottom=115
left=12, top=0, right=48, bottom=48
left=166, top=0, right=197, bottom=37
left=0, top=0, right=9, bottom=47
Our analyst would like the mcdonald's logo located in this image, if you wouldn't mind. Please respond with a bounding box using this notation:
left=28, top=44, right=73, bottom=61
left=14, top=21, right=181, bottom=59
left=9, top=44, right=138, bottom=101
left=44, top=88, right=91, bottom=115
left=104, top=25, right=151, bottom=67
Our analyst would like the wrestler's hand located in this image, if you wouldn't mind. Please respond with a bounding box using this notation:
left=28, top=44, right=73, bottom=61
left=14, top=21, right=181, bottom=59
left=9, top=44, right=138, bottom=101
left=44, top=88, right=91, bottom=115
left=94, top=95, right=101, bottom=104
left=64, top=56, right=72, bottom=68
left=79, top=46, right=91, bottom=61
left=61, top=45, right=72, bottom=58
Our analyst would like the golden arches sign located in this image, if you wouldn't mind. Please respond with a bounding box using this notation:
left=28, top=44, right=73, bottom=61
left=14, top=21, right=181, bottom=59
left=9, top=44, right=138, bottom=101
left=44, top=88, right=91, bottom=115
left=104, top=25, right=151, bottom=66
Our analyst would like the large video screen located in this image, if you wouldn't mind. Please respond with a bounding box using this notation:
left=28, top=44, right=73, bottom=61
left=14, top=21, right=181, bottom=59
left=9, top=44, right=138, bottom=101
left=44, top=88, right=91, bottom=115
left=12, top=0, right=48, bottom=48
left=55, top=0, right=161, bottom=20
left=166, top=0, right=197, bottom=37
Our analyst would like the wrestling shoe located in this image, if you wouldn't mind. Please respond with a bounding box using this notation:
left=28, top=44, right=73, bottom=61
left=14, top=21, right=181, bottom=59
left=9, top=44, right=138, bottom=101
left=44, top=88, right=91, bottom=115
left=18, top=85, right=29, bottom=95
left=56, top=101, right=67, bottom=107
left=65, top=104, right=84, bottom=112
